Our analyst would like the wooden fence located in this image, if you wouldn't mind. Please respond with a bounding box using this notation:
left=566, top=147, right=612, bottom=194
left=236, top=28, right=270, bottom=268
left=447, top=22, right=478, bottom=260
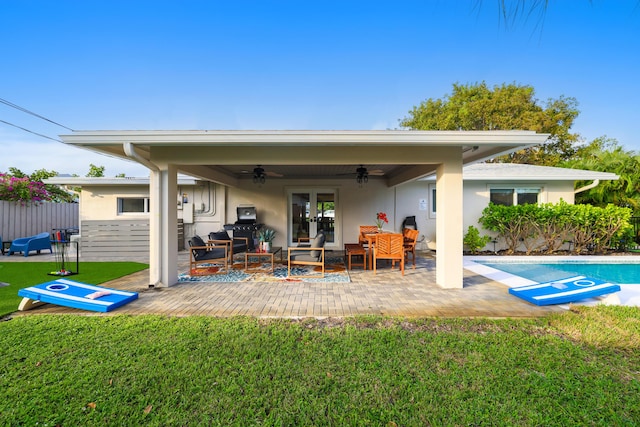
left=80, top=220, right=150, bottom=261
left=0, top=201, right=79, bottom=241
left=79, top=219, right=184, bottom=262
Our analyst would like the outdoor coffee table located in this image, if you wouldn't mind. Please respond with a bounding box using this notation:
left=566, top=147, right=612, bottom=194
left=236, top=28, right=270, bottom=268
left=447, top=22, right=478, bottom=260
left=244, top=246, right=283, bottom=272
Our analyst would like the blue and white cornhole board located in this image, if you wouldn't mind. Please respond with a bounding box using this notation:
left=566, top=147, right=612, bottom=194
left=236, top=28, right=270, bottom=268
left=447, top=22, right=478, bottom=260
left=509, top=275, right=621, bottom=306
left=18, top=279, right=138, bottom=312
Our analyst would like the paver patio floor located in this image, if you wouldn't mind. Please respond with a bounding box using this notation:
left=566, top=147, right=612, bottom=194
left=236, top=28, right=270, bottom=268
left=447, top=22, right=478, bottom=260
left=5, top=250, right=563, bottom=318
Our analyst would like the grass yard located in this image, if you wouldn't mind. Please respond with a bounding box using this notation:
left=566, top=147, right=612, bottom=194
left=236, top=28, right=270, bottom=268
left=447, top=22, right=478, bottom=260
left=0, top=262, right=148, bottom=317
left=1, top=306, right=638, bottom=426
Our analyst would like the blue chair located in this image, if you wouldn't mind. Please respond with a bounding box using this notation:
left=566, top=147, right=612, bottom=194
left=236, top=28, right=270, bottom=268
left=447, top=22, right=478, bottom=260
left=6, top=232, right=52, bottom=257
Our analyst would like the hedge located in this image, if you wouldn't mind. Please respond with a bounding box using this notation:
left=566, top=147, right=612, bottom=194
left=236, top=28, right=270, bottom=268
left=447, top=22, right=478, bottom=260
left=478, top=201, right=633, bottom=255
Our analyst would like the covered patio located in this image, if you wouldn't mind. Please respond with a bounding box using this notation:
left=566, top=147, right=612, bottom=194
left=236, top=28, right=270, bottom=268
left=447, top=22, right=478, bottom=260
left=59, top=130, right=549, bottom=290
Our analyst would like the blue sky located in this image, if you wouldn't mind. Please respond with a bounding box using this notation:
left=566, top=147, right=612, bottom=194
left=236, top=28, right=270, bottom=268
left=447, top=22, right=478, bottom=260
left=1, top=0, right=639, bottom=177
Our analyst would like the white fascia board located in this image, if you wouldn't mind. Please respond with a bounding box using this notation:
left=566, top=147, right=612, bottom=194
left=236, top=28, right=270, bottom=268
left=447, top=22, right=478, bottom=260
left=44, top=177, right=198, bottom=186
left=59, top=130, right=550, bottom=147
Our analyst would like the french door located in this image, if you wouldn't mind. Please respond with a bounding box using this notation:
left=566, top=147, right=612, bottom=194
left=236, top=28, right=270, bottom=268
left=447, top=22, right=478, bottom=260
left=288, top=189, right=338, bottom=249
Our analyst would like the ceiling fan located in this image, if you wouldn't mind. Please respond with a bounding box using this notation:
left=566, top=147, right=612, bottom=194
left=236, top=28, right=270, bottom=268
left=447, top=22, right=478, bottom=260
left=244, top=165, right=283, bottom=183
left=337, top=165, right=384, bottom=184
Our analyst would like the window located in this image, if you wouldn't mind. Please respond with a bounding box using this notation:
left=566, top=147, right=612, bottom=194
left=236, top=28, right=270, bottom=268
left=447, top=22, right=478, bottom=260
left=118, top=197, right=150, bottom=214
left=489, top=187, right=540, bottom=206
left=429, top=184, right=437, bottom=218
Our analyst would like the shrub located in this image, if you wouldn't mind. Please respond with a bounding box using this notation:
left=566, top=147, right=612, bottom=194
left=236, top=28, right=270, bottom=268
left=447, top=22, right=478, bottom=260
left=0, top=173, right=51, bottom=204
left=479, top=202, right=633, bottom=254
left=463, top=225, right=492, bottom=254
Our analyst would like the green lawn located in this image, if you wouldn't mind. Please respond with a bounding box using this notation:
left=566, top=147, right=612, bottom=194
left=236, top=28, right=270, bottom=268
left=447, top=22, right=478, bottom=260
left=1, top=307, right=638, bottom=426
left=0, top=262, right=148, bottom=317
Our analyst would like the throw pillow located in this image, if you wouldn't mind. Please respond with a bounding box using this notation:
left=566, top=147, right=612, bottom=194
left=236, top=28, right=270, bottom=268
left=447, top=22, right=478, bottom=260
left=310, top=233, right=325, bottom=259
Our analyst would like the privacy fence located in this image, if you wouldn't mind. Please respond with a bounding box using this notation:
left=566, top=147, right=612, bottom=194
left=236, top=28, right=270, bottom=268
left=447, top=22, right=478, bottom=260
left=0, top=201, right=78, bottom=241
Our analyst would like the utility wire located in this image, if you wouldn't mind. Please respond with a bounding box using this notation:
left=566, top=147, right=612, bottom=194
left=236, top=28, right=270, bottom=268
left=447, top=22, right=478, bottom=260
left=0, top=119, right=64, bottom=143
left=0, top=97, right=75, bottom=131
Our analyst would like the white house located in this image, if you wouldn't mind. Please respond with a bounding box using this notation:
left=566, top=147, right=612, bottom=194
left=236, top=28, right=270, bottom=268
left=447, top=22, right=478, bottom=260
left=47, top=160, right=617, bottom=258
left=53, top=129, right=559, bottom=289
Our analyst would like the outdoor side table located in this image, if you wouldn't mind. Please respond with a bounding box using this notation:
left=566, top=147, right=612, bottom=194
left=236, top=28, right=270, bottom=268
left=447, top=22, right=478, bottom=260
left=2, top=240, right=12, bottom=255
left=244, top=246, right=283, bottom=272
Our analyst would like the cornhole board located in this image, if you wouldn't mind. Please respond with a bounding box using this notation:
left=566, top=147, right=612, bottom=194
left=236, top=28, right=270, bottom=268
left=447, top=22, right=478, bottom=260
left=509, top=275, right=621, bottom=306
left=18, top=279, right=138, bottom=312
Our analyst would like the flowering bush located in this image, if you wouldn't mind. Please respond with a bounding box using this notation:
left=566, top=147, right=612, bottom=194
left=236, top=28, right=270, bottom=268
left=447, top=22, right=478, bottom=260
left=375, top=211, right=389, bottom=229
left=0, top=173, right=51, bottom=204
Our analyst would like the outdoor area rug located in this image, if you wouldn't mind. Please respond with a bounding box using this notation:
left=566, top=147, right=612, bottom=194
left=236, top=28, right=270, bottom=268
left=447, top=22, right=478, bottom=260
left=178, top=256, right=350, bottom=283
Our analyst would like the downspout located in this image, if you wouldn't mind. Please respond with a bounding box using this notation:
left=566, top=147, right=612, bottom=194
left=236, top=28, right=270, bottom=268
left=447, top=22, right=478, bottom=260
left=574, top=179, right=600, bottom=194
left=124, top=142, right=161, bottom=288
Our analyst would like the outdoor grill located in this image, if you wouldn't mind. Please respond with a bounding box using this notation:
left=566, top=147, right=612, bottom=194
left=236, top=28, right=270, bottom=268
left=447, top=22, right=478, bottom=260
left=224, top=206, right=263, bottom=250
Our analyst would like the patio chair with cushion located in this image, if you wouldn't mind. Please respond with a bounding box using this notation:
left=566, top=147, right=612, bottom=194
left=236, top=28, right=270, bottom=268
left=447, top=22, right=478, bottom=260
left=373, top=233, right=405, bottom=275
left=402, top=228, right=420, bottom=268
left=288, top=231, right=326, bottom=278
left=208, top=230, right=249, bottom=262
left=188, top=235, right=228, bottom=274
left=6, top=232, right=52, bottom=257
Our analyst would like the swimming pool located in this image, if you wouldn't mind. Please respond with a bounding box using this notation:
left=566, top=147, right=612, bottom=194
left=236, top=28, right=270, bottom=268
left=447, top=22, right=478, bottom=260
left=474, top=260, right=640, bottom=284
left=465, top=256, right=640, bottom=307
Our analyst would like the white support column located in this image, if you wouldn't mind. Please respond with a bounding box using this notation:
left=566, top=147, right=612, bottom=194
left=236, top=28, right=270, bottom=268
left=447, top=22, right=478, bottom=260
left=149, top=165, right=179, bottom=287
left=161, top=165, right=179, bottom=287
left=149, top=170, right=162, bottom=287
left=435, top=154, right=464, bottom=288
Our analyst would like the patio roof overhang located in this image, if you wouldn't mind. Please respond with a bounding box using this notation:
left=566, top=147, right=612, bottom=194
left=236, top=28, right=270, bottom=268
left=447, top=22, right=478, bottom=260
left=60, top=130, right=550, bottom=187
left=59, top=129, right=551, bottom=290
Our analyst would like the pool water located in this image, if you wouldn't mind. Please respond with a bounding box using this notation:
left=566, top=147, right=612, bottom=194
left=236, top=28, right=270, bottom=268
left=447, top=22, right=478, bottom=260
left=477, top=262, right=640, bottom=285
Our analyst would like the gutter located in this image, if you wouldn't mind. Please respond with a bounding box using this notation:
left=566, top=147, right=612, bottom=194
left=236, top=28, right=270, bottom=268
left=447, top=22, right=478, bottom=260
left=574, top=179, right=600, bottom=194
left=123, top=142, right=159, bottom=171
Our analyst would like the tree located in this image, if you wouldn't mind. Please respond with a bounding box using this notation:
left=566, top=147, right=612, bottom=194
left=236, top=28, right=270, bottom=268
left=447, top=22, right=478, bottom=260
left=400, top=82, right=581, bottom=165
left=562, top=137, right=640, bottom=212
left=86, top=164, right=105, bottom=177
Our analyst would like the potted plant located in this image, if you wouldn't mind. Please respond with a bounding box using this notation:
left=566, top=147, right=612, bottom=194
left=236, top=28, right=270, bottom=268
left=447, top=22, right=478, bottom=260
left=258, top=228, right=276, bottom=252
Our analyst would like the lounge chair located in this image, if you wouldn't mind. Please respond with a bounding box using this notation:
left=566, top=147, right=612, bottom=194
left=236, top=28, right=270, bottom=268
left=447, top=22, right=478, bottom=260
left=208, top=230, right=249, bottom=262
left=188, top=235, right=228, bottom=274
left=6, top=232, right=52, bottom=257
left=288, top=231, right=326, bottom=278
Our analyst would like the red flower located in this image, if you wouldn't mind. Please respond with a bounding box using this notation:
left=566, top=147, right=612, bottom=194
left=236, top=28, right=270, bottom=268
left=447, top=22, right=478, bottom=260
left=375, top=211, right=388, bottom=229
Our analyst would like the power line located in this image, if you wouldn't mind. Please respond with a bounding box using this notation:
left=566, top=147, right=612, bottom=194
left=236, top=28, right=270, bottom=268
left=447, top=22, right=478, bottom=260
left=0, top=119, right=63, bottom=143
left=0, top=97, right=74, bottom=131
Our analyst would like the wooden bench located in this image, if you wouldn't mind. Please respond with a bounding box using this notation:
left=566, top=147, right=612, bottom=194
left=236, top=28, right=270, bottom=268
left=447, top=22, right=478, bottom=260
left=344, top=243, right=366, bottom=270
